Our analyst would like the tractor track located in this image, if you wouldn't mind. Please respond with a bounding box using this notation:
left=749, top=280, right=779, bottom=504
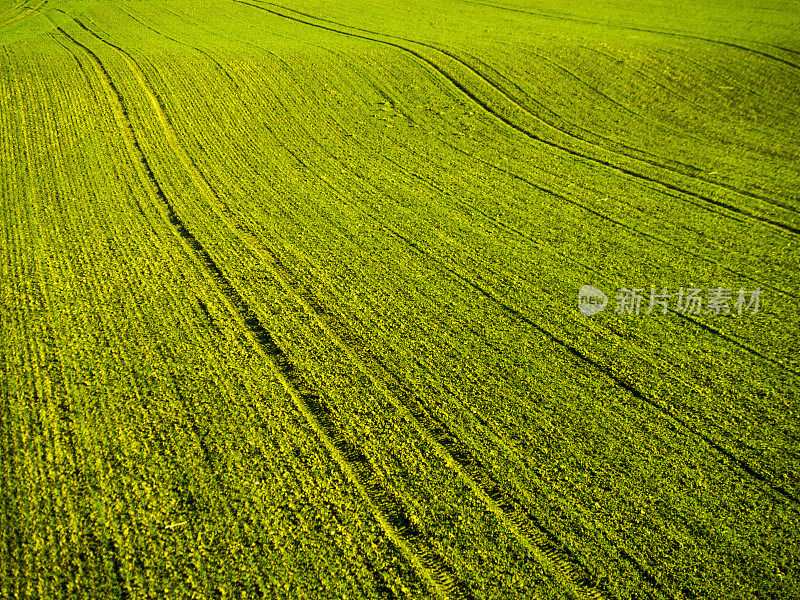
left=0, top=0, right=47, bottom=29
left=47, top=9, right=800, bottom=600
left=57, top=19, right=474, bottom=600
left=237, top=0, right=800, bottom=233
left=228, top=1, right=800, bottom=505
left=69, top=10, right=616, bottom=599
left=455, top=0, right=800, bottom=72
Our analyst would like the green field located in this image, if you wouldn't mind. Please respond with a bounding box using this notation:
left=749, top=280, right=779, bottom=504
left=1, top=1, right=799, bottom=598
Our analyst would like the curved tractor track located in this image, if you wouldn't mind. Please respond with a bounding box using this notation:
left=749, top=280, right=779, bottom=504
left=56, top=17, right=477, bottom=600
left=3, top=1, right=798, bottom=599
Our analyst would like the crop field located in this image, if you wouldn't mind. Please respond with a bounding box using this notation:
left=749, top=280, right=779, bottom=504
left=1, top=0, right=799, bottom=598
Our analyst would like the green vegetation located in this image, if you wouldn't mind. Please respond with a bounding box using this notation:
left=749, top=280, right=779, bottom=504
left=1, top=0, right=798, bottom=598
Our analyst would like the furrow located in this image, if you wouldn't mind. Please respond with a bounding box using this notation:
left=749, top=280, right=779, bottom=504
left=359, top=211, right=800, bottom=507
left=69, top=14, right=613, bottom=597
left=235, top=0, right=800, bottom=237
left=652, top=45, right=800, bottom=119
left=107, top=5, right=238, bottom=86
left=248, top=0, right=799, bottom=217
left=0, top=0, right=47, bottom=28
left=439, top=139, right=799, bottom=302
left=59, top=18, right=469, bottom=600
left=401, top=40, right=799, bottom=215
left=388, top=131, right=800, bottom=373
left=455, top=0, right=800, bottom=72
left=480, top=41, right=798, bottom=208
left=489, top=40, right=709, bottom=149
left=375, top=131, right=799, bottom=374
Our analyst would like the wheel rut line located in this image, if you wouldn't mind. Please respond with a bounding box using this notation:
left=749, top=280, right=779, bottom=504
left=70, top=15, right=610, bottom=596
left=442, top=140, right=800, bottom=304
left=455, top=0, right=800, bottom=72
left=48, top=29, right=176, bottom=238
left=58, top=19, right=471, bottom=600
left=407, top=40, right=798, bottom=216
left=671, top=312, right=800, bottom=377
left=453, top=148, right=800, bottom=372
left=368, top=213, right=800, bottom=507
left=583, top=43, right=800, bottom=172
left=479, top=40, right=798, bottom=211
left=0, top=0, right=47, bottom=28
left=234, top=0, right=799, bottom=238
left=109, top=5, right=237, bottom=86
left=653, top=45, right=800, bottom=120
left=772, top=44, right=800, bottom=58
left=362, top=120, right=800, bottom=364
left=365, top=131, right=799, bottom=375
left=580, top=44, right=711, bottom=114
left=319, top=58, right=795, bottom=311
left=487, top=40, right=711, bottom=153
left=252, top=0, right=800, bottom=218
